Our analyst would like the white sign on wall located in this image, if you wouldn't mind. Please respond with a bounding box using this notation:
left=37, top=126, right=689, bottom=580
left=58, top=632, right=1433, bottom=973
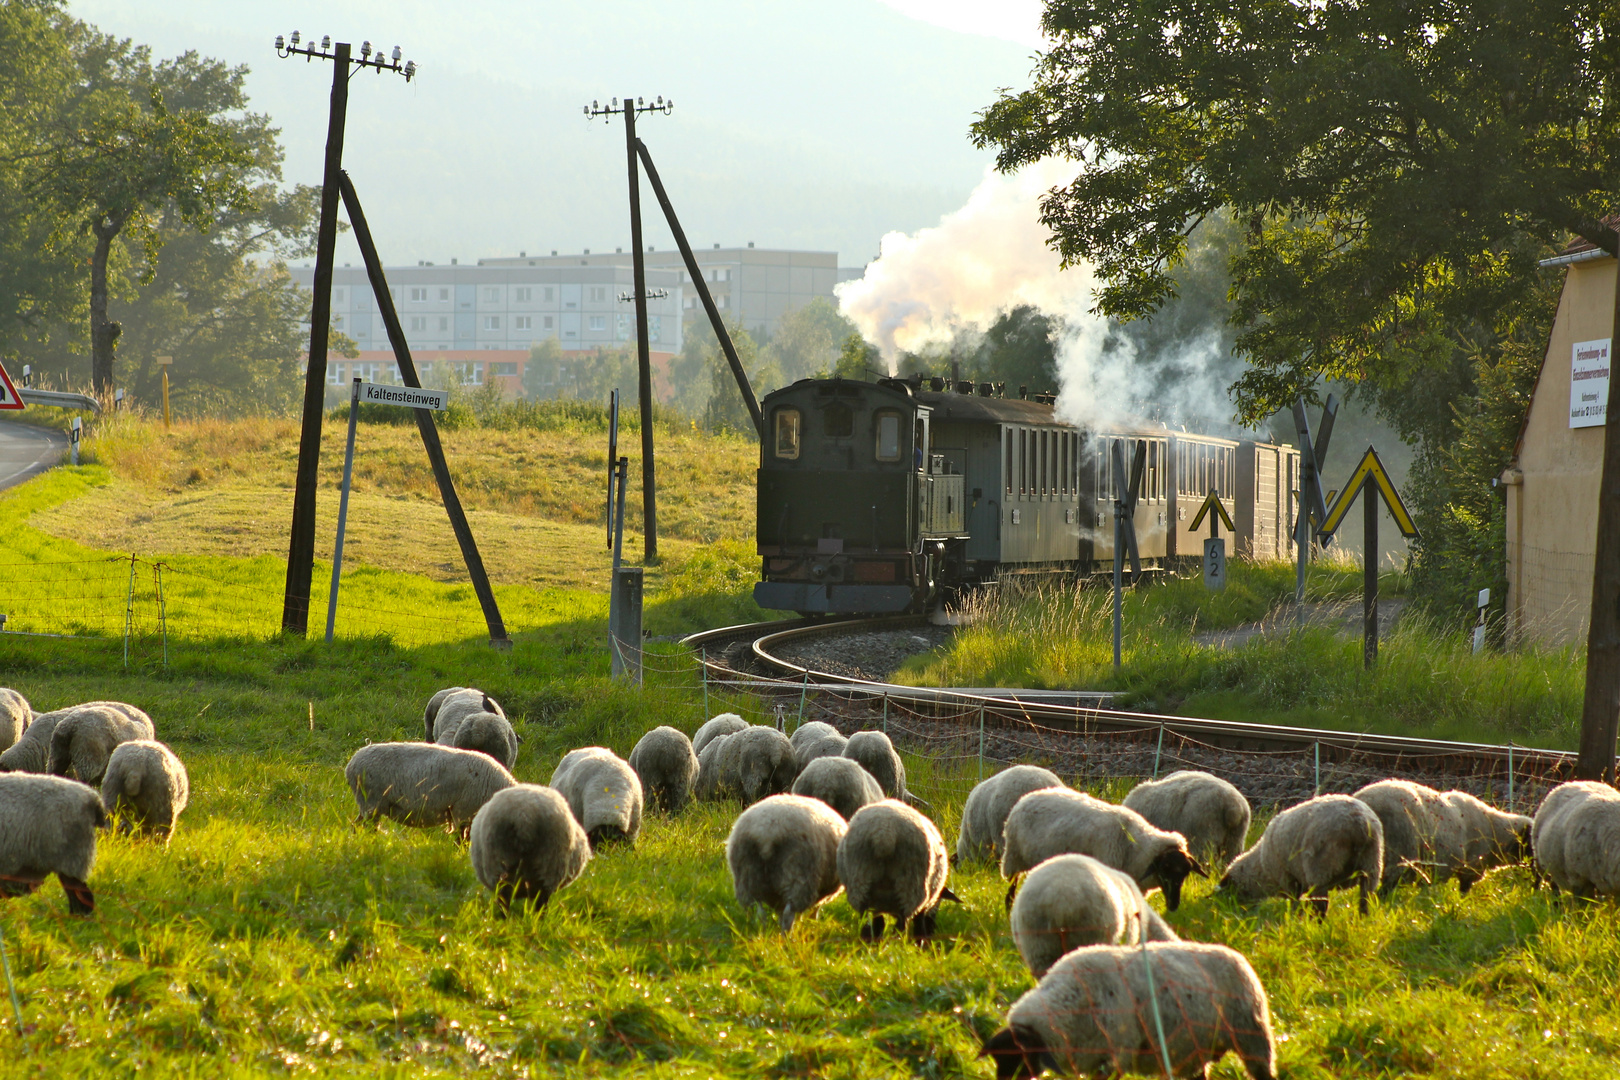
left=1570, top=338, right=1610, bottom=428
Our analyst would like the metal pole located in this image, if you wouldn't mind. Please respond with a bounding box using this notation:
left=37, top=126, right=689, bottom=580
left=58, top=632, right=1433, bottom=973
left=1507, top=744, right=1515, bottom=810
left=606, top=390, right=618, bottom=549
left=123, top=554, right=136, bottom=669
left=701, top=651, right=710, bottom=718
left=1295, top=507, right=1309, bottom=629
left=798, top=667, right=809, bottom=722
left=882, top=693, right=889, bottom=735
left=1113, top=507, right=1124, bottom=672
left=624, top=99, right=658, bottom=564
left=283, top=42, right=351, bottom=636
left=326, top=378, right=361, bottom=644
left=1313, top=741, right=1321, bottom=796
left=154, top=562, right=167, bottom=668
left=1153, top=723, right=1164, bottom=779
left=1364, top=474, right=1378, bottom=669
left=610, top=456, right=627, bottom=670
left=978, top=702, right=986, bottom=781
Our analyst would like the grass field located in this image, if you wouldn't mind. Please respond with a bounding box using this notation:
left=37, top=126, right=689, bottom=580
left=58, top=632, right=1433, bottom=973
left=0, top=412, right=1615, bottom=1078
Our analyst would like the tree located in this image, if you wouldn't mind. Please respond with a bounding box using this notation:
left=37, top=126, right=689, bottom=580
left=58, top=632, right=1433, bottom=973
left=831, top=333, right=883, bottom=381
left=522, top=336, right=564, bottom=400
left=763, top=297, right=858, bottom=384
left=704, top=325, right=769, bottom=435
left=969, top=305, right=1061, bottom=393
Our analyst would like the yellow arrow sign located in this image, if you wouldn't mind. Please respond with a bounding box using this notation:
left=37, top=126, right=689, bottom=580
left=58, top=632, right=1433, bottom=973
left=1319, top=447, right=1419, bottom=540
left=1188, top=490, right=1236, bottom=534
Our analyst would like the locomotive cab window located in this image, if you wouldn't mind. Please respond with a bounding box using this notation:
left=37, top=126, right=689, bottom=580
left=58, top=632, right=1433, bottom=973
left=875, top=410, right=903, bottom=461
left=823, top=401, right=854, bottom=438
left=773, top=408, right=801, bottom=460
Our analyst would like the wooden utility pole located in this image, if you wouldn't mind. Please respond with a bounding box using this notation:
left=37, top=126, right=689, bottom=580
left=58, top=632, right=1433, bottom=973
left=623, top=96, right=658, bottom=563
left=1577, top=258, right=1620, bottom=782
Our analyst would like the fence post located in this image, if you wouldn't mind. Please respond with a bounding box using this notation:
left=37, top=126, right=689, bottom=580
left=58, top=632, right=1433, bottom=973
left=1507, top=744, right=1515, bottom=810
left=154, top=563, right=167, bottom=669
left=797, top=668, right=809, bottom=724
left=882, top=693, right=888, bottom=735
left=978, top=702, right=986, bottom=781
left=1313, top=741, right=1321, bottom=796
left=700, top=651, right=709, bottom=720
left=1153, top=724, right=1164, bottom=779
left=122, top=555, right=137, bottom=669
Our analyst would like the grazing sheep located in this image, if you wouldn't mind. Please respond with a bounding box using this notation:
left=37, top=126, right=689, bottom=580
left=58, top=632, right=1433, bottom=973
left=469, top=784, right=592, bottom=911
left=1353, top=780, right=1532, bottom=894
left=433, top=696, right=519, bottom=771
left=628, top=726, right=700, bottom=812
left=100, top=740, right=189, bottom=841
left=0, top=701, right=150, bottom=775
left=694, top=730, right=734, bottom=801
left=0, top=773, right=107, bottom=915
left=1009, top=853, right=1180, bottom=979
left=957, top=766, right=1062, bottom=864
left=981, top=942, right=1276, bottom=1080
left=692, top=712, right=747, bottom=758
left=1443, top=790, right=1533, bottom=892
left=790, top=721, right=848, bottom=769
left=837, top=799, right=956, bottom=942
left=843, top=730, right=905, bottom=799
left=423, top=687, right=504, bottom=742
left=791, top=756, right=884, bottom=821
left=1532, top=780, right=1620, bottom=898
left=49, top=703, right=157, bottom=786
left=1001, top=788, right=1205, bottom=911
left=0, top=688, right=29, bottom=754
left=549, top=747, right=644, bottom=848
left=1123, top=770, right=1252, bottom=866
left=345, top=742, right=515, bottom=839
left=711, top=725, right=799, bottom=804
left=726, top=794, right=848, bottom=932
left=1221, top=794, right=1383, bottom=916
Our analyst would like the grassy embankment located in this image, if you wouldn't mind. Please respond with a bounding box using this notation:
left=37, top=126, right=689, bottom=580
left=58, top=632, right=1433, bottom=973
left=0, top=410, right=1613, bottom=1077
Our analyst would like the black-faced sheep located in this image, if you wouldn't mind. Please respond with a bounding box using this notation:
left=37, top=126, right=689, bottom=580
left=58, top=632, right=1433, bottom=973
left=345, top=742, right=515, bottom=839
left=790, top=720, right=847, bottom=770
left=710, top=725, right=799, bottom=804
left=957, top=765, right=1062, bottom=864
left=549, top=746, right=644, bottom=848
left=1009, top=853, right=1180, bottom=979
left=469, top=783, right=592, bottom=911
left=842, top=730, right=905, bottom=799
left=0, top=688, right=29, bottom=755
left=49, top=703, right=157, bottom=786
left=791, top=756, right=883, bottom=822
left=836, top=799, right=956, bottom=942
left=1000, top=787, right=1205, bottom=911
left=726, top=793, right=847, bottom=932
left=981, top=942, right=1276, bottom=1080
left=1532, top=780, right=1620, bottom=898
left=1220, top=794, right=1383, bottom=916
left=1353, top=779, right=1531, bottom=894
left=0, top=773, right=107, bottom=915
left=692, top=712, right=747, bottom=757
left=1123, top=770, right=1252, bottom=866
left=628, top=726, right=699, bottom=812
left=101, top=740, right=189, bottom=841
left=423, top=687, right=505, bottom=742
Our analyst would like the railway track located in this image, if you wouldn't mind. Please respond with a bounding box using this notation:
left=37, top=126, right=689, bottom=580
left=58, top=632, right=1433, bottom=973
left=679, top=617, right=1579, bottom=809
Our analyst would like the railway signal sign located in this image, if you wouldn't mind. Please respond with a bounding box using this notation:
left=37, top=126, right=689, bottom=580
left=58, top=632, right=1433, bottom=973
left=1190, top=491, right=1235, bottom=591
left=1291, top=394, right=1338, bottom=620
left=1111, top=438, right=1147, bottom=671
left=0, top=362, right=24, bottom=410
left=1318, top=445, right=1420, bottom=669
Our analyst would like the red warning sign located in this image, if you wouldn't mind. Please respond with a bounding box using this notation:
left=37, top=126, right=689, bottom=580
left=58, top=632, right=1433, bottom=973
left=0, top=362, right=23, bottom=410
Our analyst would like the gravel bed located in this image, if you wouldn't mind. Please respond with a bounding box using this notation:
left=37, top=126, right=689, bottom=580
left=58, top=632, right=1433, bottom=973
left=768, top=624, right=957, bottom=681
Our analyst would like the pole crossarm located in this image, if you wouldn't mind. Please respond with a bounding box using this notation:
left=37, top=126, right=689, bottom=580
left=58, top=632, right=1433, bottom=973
left=1188, top=490, right=1235, bottom=535
left=275, top=33, right=416, bottom=80
left=1318, top=446, right=1420, bottom=541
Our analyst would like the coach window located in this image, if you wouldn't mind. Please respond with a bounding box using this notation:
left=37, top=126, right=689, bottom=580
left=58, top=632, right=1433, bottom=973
left=875, top=410, right=902, bottom=461
left=1004, top=429, right=1013, bottom=496
left=773, top=408, right=800, bottom=460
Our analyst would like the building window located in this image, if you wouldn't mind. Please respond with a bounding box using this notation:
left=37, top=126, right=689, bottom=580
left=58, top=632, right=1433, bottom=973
left=709, top=268, right=730, bottom=282
left=589, top=286, right=607, bottom=302
left=616, top=314, right=630, bottom=340
left=484, top=315, right=501, bottom=330
left=718, top=295, right=729, bottom=309
left=409, top=316, right=426, bottom=332
left=650, top=315, right=662, bottom=340
left=515, top=287, right=531, bottom=303
left=489, top=362, right=517, bottom=376
left=327, top=364, right=345, bottom=385
left=333, top=288, right=346, bottom=303
left=453, top=362, right=483, bottom=385
left=589, top=315, right=606, bottom=331
left=438, top=316, right=450, bottom=331
left=438, top=288, right=450, bottom=301
left=875, top=411, right=902, bottom=462
left=774, top=408, right=800, bottom=459
left=543, top=316, right=555, bottom=329
left=483, top=287, right=500, bottom=303
left=544, top=287, right=555, bottom=301
left=514, top=316, right=532, bottom=331
left=409, top=287, right=427, bottom=303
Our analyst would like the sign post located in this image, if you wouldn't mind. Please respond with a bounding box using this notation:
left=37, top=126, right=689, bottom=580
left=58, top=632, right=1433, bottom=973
left=156, top=356, right=173, bottom=428
left=1189, top=490, right=1236, bottom=592
left=1291, top=395, right=1338, bottom=623
left=70, top=417, right=81, bottom=466
left=1318, top=446, right=1420, bottom=668
left=1473, top=588, right=1490, bottom=654
left=1111, top=438, right=1147, bottom=673
left=0, top=362, right=24, bottom=412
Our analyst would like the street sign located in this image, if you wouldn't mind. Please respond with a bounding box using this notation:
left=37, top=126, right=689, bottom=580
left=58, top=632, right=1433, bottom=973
left=1204, top=537, right=1227, bottom=591
left=1317, top=445, right=1419, bottom=669
left=0, top=362, right=24, bottom=410
left=358, top=381, right=447, bottom=411
left=1188, top=490, right=1235, bottom=535
left=1318, top=447, right=1419, bottom=540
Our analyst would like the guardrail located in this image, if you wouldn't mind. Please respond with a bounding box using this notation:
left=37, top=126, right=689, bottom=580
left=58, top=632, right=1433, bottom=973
left=20, top=389, right=101, bottom=414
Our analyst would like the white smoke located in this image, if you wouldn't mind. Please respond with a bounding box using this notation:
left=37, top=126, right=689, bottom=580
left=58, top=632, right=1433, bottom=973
left=836, top=160, right=1245, bottom=434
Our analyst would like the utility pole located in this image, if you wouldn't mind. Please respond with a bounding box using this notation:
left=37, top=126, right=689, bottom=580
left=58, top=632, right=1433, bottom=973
left=585, top=95, right=671, bottom=563
left=1578, top=260, right=1620, bottom=782
left=274, top=32, right=415, bottom=636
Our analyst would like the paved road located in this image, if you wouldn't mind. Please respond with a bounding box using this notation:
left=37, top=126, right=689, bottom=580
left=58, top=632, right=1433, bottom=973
left=0, top=421, right=67, bottom=491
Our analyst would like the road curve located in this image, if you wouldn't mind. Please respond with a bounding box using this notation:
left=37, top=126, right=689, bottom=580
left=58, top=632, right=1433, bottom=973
left=0, top=421, right=67, bottom=491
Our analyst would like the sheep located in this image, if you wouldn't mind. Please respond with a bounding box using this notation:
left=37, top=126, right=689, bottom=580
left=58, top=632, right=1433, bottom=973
left=725, top=794, right=848, bottom=932
left=836, top=799, right=957, bottom=942
left=0, top=700, right=150, bottom=775
left=1000, top=787, right=1205, bottom=912
left=957, top=765, right=1062, bottom=864
left=694, top=730, right=734, bottom=802
left=0, top=773, right=107, bottom=916
left=423, top=686, right=505, bottom=742
left=980, top=941, right=1276, bottom=1080
left=692, top=712, right=747, bottom=757
left=790, top=720, right=847, bottom=769
left=1220, top=794, right=1384, bottom=916
left=1531, top=780, right=1620, bottom=898
left=0, top=688, right=29, bottom=754
left=100, top=740, right=189, bottom=841
left=469, top=783, right=591, bottom=911
left=345, top=742, right=515, bottom=839
left=709, top=725, right=799, bottom=804
left=1123, top=770, right=1252, bottom=867
left=1009, top=853, right=1181, bottom=979
left=628, top=726, right=700, bottom=812
left=791, top=756, right=884, bottom=821
left=432, top=695, right=519, bottom=771
left=1353, top=780, right=1532, bottom=894
left=843, top=730, right=905, bottom=799
left=48, top=703, right=157, bottom=786
left=549, top=746, right=643, bottom=848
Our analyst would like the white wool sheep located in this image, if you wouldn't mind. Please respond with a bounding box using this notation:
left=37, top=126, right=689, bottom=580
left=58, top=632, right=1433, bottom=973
left=1009, top=853, right=1180, bottom=979
left=692, top=712, right=747, bottom=757
left=1000, top=787, right=1205, bottom=911
left=836, top=799, right=956, bottom=942
left=726, top=793, right=848, bottom=932
left=0, top=773, right=107, bottom=916
left=981, top=942, right=1276, bottom=1080
left=628, top=726, right=700, bottom=812
left=1123, top=770, right=1252, bottom=866
left=1353, top=780, right=1531, bottom=893
left=345, top=742, right=515, bottom=839
left=423, top=686, right=505, bottom=742
left=790, top=721, right=848, bottom=770
left=101, top=740, right=190, bottom=841
left=469, top=783, right=592, bottom=911
left=1221, top=794, right=1383, bottom=916
left=842, top=730, right=905, bottom=799
left=709, top=725, right=799, bottom=804
left=0, top=700, right=150, bottom=775
left=1532, top=780, right=1620, bottom=898
left=49, top=703, right=157, bottom=786
left=957, top=765, right=1062, bottom=864
left=432, top=694, right=518, bottom=770
left=0, top=688, right=29, bottom=754
left=549, top=746, right=644, bottom=848
left=791, top=756, right=884, bottom=821
left=694, top=730, right=734, bottom=802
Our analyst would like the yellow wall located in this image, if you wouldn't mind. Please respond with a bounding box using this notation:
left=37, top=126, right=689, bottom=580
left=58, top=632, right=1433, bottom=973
left=1505, top=257, right=1610, bottom=646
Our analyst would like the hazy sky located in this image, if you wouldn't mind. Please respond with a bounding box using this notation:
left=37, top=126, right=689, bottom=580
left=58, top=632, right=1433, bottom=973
left=67, top=0, right=1049, bottom=269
